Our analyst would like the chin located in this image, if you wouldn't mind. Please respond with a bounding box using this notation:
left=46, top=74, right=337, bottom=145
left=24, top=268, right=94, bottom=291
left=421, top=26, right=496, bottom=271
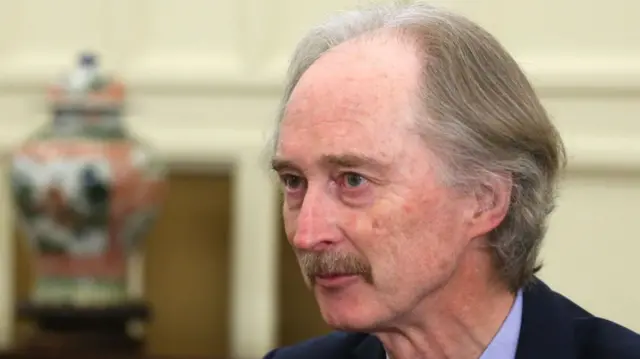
left=322, top=313, right=380, bottom=332
left=314, top=283, right=387, bottom=331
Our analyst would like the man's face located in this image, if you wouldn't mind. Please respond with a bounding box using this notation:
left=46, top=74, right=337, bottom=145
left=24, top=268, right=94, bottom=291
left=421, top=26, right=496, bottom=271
left=273, top=37, right=476, bottom=330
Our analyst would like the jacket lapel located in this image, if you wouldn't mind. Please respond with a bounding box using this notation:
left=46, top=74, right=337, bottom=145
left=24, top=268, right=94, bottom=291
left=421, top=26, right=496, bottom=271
left=515, top=279, right=578, bottom=359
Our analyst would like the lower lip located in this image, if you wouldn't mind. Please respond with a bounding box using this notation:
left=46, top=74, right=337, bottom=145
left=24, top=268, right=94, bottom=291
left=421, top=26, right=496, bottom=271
left=314, top=274, right=360, bottom=287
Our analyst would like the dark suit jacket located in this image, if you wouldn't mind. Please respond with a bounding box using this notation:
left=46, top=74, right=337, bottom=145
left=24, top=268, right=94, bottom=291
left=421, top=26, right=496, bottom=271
left=264, top=279, right=640, bottom=359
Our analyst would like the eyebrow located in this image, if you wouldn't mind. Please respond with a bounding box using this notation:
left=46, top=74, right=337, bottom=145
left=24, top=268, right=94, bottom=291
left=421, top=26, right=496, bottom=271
left=271, top=153, right=391, bottom=172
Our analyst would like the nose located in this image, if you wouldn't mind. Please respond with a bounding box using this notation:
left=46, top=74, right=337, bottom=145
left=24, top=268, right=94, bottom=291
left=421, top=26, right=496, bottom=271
left=290, top=187, right=341, bottom=251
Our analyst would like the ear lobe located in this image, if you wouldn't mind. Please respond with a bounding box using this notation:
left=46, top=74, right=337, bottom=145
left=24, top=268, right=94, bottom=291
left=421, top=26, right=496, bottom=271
left=469, top=173, right=513, bottom=237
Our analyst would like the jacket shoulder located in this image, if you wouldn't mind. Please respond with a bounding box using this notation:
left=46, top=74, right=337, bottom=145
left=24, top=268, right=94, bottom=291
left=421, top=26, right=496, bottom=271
left=538, top=281, right=640, bottom=358
left=577, top=317, right=640, bottom=359
left=518, top=279, right=640, bottom=359
left=263, top=332, right=369, bottom=359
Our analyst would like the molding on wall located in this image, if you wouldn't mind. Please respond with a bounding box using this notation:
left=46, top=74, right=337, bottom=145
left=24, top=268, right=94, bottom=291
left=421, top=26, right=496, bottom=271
left=564, top=135, right=640, bottom=173
left=121, top=54, right=253, bottom=93
left=0, top=124, right=271, bottom=163
left=1, top=54, right=640, bottom=95
left=1, top=123, right=639, bottom=173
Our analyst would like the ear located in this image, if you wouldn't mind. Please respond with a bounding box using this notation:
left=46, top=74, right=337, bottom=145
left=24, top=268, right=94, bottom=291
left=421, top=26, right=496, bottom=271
left=467, top=173, right=513, bottom=239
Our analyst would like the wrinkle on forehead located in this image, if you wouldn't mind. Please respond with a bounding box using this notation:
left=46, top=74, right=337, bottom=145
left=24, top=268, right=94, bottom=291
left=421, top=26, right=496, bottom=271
left=278, top=34, right=423, bottom=162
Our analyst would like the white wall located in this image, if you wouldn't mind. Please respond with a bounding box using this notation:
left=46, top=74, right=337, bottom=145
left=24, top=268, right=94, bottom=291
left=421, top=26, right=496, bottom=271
left=0, top=0, right=638, bottom=357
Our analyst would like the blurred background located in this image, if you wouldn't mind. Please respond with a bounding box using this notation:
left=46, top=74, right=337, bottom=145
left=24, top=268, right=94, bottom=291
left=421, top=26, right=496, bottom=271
left=0, top=0, right=638, bottom=358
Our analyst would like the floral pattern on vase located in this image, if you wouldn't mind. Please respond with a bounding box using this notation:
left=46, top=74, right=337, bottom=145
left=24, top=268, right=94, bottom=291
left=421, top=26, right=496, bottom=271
left=9, top=53, right=168, bottom=306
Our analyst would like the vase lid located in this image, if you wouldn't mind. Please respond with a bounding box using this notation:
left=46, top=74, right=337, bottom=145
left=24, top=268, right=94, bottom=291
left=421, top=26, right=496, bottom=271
left=47, top=52, right=126, bottom=110
left=79, top=52, right=97, bottom=67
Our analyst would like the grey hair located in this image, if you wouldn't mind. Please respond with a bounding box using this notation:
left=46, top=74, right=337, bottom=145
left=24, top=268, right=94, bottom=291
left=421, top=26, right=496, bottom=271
left=272, top=1, right=566, bottom=291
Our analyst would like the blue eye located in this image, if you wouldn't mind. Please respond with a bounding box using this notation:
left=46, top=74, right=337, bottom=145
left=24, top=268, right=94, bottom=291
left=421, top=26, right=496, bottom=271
left=343, top=173, right=366, bottom=188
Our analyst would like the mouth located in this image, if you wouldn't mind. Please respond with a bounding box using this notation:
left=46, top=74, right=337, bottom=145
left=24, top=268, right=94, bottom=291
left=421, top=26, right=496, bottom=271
left=313, top=274, right=361, bottom=288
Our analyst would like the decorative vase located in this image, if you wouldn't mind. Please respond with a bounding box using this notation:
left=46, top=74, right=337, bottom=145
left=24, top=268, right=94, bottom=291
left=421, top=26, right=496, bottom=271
left=9, top=53, right=168, bottom=307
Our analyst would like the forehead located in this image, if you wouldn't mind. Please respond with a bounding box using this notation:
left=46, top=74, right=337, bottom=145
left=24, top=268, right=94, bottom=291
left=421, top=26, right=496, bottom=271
left=276, top=36, right=422, bottom=164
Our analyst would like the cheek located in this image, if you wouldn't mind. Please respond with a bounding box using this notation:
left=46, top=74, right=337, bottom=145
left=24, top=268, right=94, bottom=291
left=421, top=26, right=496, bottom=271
left=339, top=211, right=389, bottom=255
left=402, top=202, right=467, bottom=273
left=346, top=206, right=404, bottom=265
left=386, top=197, right=458, bottom=267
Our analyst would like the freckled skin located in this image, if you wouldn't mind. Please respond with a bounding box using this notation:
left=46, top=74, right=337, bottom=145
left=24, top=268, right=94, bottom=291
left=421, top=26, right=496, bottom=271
left=275, top=36, right=478, bottom=331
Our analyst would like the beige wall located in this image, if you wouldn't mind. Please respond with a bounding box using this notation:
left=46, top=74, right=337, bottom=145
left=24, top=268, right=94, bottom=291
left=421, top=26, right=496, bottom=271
left=0, top=0, right=638, bottom=357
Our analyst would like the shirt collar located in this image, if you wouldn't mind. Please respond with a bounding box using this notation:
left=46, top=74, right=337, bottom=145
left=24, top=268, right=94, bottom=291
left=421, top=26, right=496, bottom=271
left=479, top=289, right=523, bottom=359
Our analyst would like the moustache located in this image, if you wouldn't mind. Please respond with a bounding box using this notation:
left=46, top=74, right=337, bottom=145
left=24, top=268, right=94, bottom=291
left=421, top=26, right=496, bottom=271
left=296, top=250, right=373, bottom=284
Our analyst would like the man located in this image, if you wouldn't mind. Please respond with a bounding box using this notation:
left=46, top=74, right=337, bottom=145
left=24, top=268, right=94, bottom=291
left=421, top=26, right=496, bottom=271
left=266, top=2, right=640, bottom=359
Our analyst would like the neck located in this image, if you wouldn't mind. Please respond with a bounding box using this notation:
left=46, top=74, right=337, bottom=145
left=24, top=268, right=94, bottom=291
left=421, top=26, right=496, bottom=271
left=375, top=248, right=516, bottom=359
